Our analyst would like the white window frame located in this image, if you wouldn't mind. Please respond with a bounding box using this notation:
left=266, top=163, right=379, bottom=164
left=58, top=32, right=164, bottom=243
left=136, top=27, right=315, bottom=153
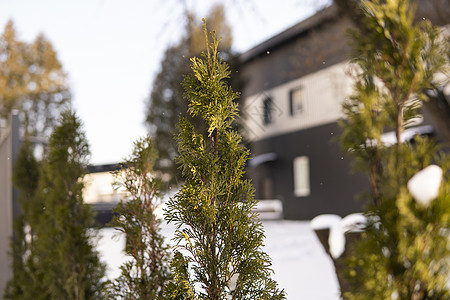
left=293, top=156, right=310, bottom=197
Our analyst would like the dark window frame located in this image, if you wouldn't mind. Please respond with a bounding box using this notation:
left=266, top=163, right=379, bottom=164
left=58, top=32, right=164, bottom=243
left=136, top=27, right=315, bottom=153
left=289, top=86, right=304, bottom=116
left=263, top=97, right=273, bottom=125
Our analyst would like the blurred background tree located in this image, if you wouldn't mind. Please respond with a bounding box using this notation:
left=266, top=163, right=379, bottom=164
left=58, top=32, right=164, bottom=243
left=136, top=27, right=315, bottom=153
left=0, top=20, right=71, bottom=138
left=9, top=111, right=105, bottom=299
left=145, top=4, right=236, bottom=189
left=339, top=0, right=449, bottom=298
left=106, top=136, right=172, bottom=299
left=335, top=0, right=450, bottom=144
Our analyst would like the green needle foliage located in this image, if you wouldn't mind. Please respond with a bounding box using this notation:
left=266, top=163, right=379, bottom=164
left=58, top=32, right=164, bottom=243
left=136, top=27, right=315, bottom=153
left=339, top=0, right=450, bottom=299
left=145, top=4, right=235, bottom=190
left=30, top=111, right=105, bottom=299
left=106, top=135, right=172, bottom=299
left=164, top=22, right=285, bottom=300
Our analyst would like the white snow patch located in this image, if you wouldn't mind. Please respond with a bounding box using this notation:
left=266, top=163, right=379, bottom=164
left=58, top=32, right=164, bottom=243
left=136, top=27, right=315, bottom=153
left=311, top=213, right=367, bottom=259
left=407, top=164, right=443, bottom=207
left=329, top=223, right=345, bottom=259
left=341, top=213, right=366, bottom=233
left=263, top=221, right=341, bottom=299
left=96, top=220, right=341, bottom=300
left=254, top=199, right=283, bottom=220
left=96, top=228, right=128, bottom=279
left=311, top=214, right=345, bottom=259
left=310, top=214, right=342, bottom=230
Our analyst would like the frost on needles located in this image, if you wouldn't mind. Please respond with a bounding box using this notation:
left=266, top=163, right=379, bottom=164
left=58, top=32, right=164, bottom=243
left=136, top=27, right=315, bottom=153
left=163, top=21, right=286, bottom=300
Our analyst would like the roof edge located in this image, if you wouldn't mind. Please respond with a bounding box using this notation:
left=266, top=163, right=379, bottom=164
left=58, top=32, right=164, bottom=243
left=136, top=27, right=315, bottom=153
left=239, top=4, right=340, bottom=63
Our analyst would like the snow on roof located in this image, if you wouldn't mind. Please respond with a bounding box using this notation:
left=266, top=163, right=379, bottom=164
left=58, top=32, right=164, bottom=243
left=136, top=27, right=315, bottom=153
left=366, top=125, right=434, bottom=147
left=249, top=152, right=278, bottom=167
left=239, top=4, right=339, bottom=63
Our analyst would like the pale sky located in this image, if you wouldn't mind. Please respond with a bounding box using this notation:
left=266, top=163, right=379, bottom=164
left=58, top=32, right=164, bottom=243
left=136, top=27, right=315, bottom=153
left=0, top=0, right=330, bottom=165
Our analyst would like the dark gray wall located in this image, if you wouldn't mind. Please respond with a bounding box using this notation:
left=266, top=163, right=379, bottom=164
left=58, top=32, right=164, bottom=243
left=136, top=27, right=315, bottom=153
left=247, top=122, right=369, bottom=220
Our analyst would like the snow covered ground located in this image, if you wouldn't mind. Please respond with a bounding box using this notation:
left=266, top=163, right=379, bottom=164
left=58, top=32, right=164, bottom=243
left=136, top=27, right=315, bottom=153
left=96, top=220, right=341, bottom=300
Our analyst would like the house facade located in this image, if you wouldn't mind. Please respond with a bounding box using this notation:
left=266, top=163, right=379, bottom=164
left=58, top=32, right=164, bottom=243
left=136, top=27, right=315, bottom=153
left=239, top=5, right=368, bottom=220
left=238, top=2, right=449, bottom=220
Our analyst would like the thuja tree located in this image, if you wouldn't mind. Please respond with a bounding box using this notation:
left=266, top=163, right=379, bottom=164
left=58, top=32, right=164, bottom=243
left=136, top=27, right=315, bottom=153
left=339, top=0, right=449, bottom=299
left=106, top=135, right=172, bottom=299
left=145, top=4, right=234, bottom=189
left=164, top=23, right=285, bottom=300
left=31, top=110, right=105, bottom=299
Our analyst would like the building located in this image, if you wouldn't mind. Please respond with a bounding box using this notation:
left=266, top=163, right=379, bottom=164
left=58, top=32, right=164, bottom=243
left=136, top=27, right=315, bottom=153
left=238, top=2, right=449, bottom=220
left=85, top=164, right=127, bottom=226
left=239, top=4, right=367, bottom=220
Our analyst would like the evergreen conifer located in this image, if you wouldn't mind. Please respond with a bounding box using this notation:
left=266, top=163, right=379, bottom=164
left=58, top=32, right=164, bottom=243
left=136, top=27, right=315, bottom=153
left=164, top=22, right=285, bottom=300
left=31, top=110, right=105, bottom=299
left=145, top=5, right=236, bottom=189
left=339, top=0, right=450, bottom=298
left=106, top=135, right=172, bottom=299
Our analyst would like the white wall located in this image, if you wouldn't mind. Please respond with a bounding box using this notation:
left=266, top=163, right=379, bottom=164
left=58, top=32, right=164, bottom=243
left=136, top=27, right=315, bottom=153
left=83, top=172, right=127, bottom=204
left=241, top=61, right=354, bottom=142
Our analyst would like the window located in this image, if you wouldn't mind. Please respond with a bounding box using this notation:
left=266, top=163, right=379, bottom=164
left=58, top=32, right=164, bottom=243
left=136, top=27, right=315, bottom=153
left=293, top=156, right=310, bottom=197
left=262, top=97, right=273, bottom=125
left=289, top=86, right=304, bottom=115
